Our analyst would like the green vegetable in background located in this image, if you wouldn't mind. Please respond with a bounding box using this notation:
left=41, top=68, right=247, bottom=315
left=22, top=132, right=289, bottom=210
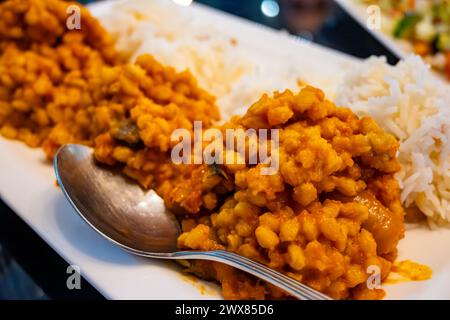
left=393, top=13, right=422, bottom=38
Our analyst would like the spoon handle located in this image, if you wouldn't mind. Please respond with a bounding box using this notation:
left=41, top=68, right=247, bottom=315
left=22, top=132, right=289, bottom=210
left=171, top=250, right=332, bottom=300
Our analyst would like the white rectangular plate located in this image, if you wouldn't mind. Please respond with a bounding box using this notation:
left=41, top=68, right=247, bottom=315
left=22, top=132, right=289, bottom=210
left=0, top=0, right=449, bottom=300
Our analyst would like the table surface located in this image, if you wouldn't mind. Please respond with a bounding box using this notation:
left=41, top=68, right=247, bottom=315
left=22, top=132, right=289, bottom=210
left=0, top=0, right=398, bottom=300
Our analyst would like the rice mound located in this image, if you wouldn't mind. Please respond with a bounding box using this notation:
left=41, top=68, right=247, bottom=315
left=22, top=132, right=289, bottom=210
left=337, top=55, right=450, bottom=226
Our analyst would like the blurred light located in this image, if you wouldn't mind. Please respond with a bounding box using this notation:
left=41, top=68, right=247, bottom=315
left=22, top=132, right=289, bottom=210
left=261, top=0, right=279, bottom=18
left=172, top=0, right=193, bottom=6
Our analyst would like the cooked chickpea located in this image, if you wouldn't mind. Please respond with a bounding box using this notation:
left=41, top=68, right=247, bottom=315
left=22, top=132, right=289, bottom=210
left=255, top=226, right=279, bottom=249
left=293, top=183, right=317, bottom=206
left=259, top=212, right=280, bottom=232
left=287, top=244, right=306, bottom=271
left=280, top=218, right=300, bottom=242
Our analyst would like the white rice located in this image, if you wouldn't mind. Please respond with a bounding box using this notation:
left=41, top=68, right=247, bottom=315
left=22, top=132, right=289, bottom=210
left=94, top=0, right=306, bottom=118
left=336, top=56, right=450, bottom=226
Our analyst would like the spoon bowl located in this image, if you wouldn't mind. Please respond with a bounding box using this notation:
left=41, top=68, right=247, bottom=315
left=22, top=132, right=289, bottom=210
left=54, top=144, right=180, bottom=254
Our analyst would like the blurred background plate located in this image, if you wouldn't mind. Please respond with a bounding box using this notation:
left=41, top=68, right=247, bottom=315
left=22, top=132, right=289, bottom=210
left=335, top=0, right=406, bottom=59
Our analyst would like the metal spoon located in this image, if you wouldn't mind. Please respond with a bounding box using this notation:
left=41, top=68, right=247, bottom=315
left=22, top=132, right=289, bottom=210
left=54, top=144, right=332, bottom=300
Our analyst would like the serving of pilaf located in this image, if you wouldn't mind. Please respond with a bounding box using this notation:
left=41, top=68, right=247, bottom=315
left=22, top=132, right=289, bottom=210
left=0, top=0, right=430, bottom=300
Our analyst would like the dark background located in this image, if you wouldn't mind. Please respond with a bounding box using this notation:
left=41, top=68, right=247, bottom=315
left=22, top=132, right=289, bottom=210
left=0, top=0, right=398, bottom=300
